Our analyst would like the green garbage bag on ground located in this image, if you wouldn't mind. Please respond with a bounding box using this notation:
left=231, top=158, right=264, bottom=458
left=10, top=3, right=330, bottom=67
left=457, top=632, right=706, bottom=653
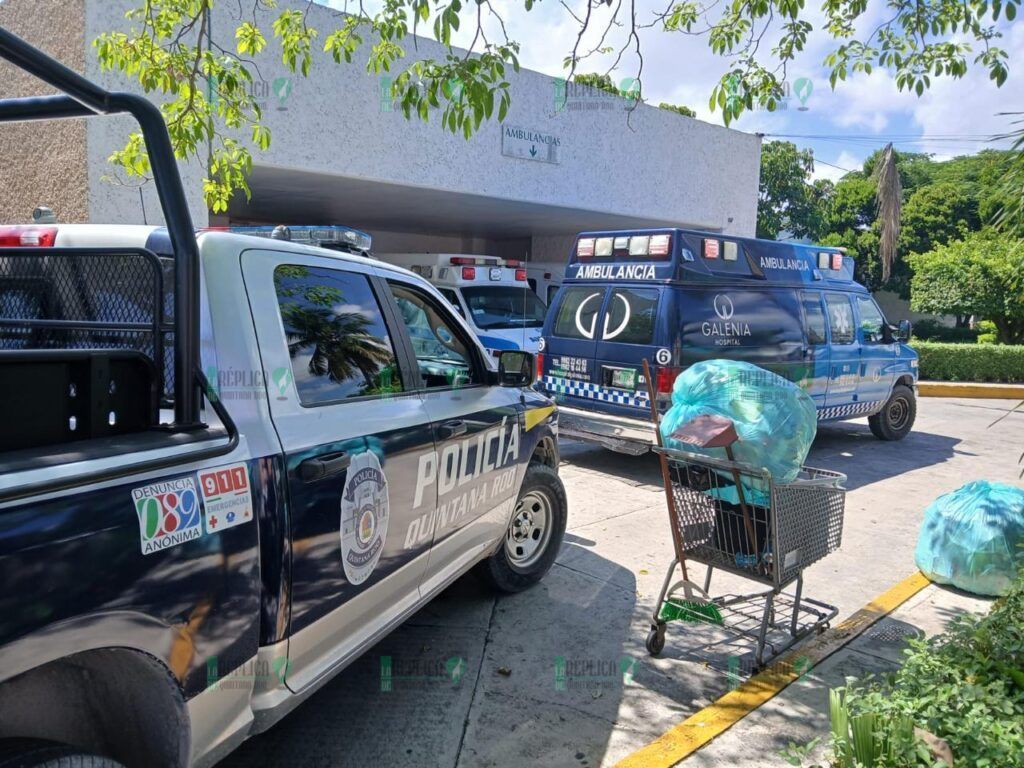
left=915, top=480, right=1024, bottom=596
left=659, top=359, right=817, bottom=488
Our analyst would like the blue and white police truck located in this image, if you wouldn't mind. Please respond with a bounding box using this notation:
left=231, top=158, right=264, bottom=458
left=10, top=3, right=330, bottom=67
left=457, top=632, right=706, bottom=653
left=0, top=28, right=564, bottom=768
left=381, top=253, right=546, bottom=357
left=537, top=228, right=919, bottom=455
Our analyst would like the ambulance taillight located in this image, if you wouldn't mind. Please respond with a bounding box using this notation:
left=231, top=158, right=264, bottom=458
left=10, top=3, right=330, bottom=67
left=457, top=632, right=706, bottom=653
left=515, top=268, right=527, bottom=281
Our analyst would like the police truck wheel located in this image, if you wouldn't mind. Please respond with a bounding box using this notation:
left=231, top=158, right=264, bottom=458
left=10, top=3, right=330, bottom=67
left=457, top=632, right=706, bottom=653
left=868, top=384, right=916, bottom=441
left=478, top=463, right=567, bottom=593
left=0, top=739, right=124, bottom=768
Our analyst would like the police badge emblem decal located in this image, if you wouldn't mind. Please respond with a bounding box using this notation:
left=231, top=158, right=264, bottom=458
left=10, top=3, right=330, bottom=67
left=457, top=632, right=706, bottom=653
left=339, top=450, right=390, bottom=586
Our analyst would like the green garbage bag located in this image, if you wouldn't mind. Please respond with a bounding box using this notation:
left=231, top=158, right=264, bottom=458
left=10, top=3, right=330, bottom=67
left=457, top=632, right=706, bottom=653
left=915, top=480, right=1024, bottom=597
left=659, top=359, right=817, bottom=486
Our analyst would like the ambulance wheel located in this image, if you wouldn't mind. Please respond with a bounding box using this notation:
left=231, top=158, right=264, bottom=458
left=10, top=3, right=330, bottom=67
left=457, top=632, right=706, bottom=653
left=869, top=384, right=916, bottom=441
left=478, top=463, right=567, bottom=593
left=646, top=623, right=666, bottom=656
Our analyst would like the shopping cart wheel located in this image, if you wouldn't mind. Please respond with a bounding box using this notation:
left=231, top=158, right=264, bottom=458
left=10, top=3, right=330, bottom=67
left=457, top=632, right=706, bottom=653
left=645, top=623, right=666, bottom=656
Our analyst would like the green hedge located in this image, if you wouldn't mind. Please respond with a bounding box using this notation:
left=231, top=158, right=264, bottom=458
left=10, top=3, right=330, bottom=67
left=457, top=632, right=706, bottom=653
left=914, top=341, right=1024, bottom=383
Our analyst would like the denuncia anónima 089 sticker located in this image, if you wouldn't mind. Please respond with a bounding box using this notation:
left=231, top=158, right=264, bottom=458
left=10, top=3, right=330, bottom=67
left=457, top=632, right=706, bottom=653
left=132, top=476, right=203, bottom=555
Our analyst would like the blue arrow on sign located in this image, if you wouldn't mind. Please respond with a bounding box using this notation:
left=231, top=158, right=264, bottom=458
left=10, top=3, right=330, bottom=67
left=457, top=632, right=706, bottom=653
left=529, top=145, right=537, bottom=157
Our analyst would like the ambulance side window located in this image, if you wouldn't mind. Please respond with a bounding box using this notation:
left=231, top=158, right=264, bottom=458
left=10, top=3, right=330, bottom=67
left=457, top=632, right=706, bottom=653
left=854, top=295, right=887, bottom=343
left=801, top=292, right=827, bottom=346
left=274, top=265, right=403, bottom=404
left=825, top=294, right=855, bottom=345
left=388, top=282, right=479, bottom=389
left=553, top=287, right=605, bottom=340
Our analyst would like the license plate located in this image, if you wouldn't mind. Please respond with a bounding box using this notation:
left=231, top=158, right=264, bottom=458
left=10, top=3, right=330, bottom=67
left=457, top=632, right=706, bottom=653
left=611, top=368, right=636, bottom=390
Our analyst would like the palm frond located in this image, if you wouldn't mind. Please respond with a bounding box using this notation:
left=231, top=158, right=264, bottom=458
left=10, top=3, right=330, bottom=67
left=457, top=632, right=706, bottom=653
left=873, top=143, right=902, bottom=284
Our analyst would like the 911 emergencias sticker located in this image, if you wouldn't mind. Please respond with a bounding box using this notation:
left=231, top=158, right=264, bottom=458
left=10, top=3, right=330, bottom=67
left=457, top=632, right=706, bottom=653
left=198, top=463, right=254, bottom=534
left=133, top=476, right=203, bottom=555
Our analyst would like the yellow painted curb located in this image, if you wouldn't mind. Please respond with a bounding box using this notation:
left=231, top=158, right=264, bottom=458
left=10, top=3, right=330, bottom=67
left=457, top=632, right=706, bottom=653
left=918, top=381, right=1024, bottom=399
left=615, top=571, right=932, bottom=768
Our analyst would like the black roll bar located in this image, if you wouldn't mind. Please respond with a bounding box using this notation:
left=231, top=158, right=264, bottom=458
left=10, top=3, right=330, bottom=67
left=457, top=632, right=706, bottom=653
left=0, top=26, right=202, bottom=430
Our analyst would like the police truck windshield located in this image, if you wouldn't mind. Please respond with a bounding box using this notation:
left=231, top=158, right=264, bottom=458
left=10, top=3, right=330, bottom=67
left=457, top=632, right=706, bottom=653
left=462, top=286, right=546, bottom=329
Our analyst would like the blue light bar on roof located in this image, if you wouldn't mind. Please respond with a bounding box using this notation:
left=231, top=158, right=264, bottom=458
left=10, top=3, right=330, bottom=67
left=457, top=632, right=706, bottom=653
left=231, top=224, right=372, bottom=253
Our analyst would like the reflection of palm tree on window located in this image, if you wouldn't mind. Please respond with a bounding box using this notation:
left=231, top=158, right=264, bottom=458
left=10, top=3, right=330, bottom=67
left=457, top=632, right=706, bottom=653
left=281, top=304, right=395, bottom=394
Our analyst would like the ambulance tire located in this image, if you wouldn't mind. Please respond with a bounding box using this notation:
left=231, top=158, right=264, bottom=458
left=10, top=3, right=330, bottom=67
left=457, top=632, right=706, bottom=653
left=0, top=739, right=124, bottom=768
left=478, top=463, right=567, bottom=593
left=869, top=384, right=916, bottom=441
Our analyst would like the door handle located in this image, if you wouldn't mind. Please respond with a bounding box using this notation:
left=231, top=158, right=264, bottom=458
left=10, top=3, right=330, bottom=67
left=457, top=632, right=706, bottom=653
left=438, top=420, right=468, bottom=439
left=299, top=451, right=351, bottom=483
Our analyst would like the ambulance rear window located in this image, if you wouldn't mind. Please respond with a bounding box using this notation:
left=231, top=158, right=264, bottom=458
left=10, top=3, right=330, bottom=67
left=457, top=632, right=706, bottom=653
left=601, top=288, right=658, bottom=345
left=553, top=287, right=604, bottom=340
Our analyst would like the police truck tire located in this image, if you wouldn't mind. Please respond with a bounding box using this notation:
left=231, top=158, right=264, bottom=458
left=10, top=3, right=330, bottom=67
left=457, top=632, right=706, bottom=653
left=868, top=384, right=916, bottom=441
left=478, top=463, right=567, bottom=593
left=0, top=739, right=124, bottom=768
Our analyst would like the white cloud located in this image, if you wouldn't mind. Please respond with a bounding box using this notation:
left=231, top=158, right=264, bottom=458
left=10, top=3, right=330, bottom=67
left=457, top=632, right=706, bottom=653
left=812, top=150, right=864, bottom=182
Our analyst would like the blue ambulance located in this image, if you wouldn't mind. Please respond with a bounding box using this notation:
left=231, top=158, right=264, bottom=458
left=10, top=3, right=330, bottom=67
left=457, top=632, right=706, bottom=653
left=536, top=228, right=919, bottom=454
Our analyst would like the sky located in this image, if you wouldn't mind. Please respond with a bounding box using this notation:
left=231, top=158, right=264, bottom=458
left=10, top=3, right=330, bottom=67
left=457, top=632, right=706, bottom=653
left=327, top=0, right=1023, bottom=182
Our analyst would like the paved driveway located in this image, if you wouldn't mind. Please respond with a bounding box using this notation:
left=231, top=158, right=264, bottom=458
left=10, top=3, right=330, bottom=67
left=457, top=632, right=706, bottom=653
left=220, top=397, right=1023, bottom=768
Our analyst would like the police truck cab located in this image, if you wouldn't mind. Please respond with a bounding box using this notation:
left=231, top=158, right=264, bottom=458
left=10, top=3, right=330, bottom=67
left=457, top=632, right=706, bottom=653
left=537, top=228, right=918, bottom=455
left=381, top=253, right=546, bottom=357
left=0, top=28, right=565, bottom=768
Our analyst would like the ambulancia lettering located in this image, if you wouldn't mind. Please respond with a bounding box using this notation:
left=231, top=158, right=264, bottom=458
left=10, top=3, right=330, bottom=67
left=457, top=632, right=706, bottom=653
left=573, top=264, right=657, bottom=280
left=759, top=256, right=808, bottom=271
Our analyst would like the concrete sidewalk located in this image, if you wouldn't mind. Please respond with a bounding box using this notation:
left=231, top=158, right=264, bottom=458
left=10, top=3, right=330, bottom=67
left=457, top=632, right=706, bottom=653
left=677, top=582, right=993, bottom=767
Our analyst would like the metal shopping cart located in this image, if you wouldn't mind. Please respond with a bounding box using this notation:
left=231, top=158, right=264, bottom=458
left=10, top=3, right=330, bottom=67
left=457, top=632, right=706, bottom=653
left=645, top=414, right=847, bottom=671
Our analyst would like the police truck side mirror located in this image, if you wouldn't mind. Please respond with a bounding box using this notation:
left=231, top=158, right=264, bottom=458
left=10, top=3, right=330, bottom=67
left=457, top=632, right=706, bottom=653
left=498, top=350, right=536, bottom=387
left=897, top=319, right=912, bottom=342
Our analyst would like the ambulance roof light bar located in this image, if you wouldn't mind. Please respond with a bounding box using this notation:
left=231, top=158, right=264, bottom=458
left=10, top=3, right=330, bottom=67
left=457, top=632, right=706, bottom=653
left=576, top=232, right=672, bottom=260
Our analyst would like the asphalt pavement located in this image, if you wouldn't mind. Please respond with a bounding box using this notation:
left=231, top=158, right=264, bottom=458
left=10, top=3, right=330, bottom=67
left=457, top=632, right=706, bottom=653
left=220, top=397, right=1023, bottom=768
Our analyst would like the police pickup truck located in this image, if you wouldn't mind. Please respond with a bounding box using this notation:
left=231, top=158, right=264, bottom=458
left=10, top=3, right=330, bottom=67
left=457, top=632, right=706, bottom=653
left=538, top=228, right=919, bottom=454
left=0, top=28, right=563, bottom=768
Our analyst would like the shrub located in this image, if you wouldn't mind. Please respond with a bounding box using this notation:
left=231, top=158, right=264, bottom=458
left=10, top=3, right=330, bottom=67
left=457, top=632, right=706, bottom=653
left=910, top=319, right=979, bottom=343
left=783, top=569, right=1024, bottom=767
left=913, top=341, right=1024, bottom=383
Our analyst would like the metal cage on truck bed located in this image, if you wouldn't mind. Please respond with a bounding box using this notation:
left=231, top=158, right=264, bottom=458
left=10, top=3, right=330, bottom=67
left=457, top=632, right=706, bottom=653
left=0, top=26, right=237, bottom=503
left=0, top=247, right=174, bottom=451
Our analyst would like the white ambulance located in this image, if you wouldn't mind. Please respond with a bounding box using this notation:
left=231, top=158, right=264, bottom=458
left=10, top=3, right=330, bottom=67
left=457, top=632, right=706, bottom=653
left=380, top=253, right=547, bottom=356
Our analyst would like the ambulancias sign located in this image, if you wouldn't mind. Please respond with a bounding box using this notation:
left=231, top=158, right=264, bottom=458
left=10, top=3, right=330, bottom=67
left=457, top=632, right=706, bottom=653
left=501, top=125, right=561, bottom=164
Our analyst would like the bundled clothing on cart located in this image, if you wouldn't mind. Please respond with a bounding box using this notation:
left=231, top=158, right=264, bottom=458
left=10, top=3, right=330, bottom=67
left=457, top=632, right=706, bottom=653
left=660, top=359, right=817, bottom=492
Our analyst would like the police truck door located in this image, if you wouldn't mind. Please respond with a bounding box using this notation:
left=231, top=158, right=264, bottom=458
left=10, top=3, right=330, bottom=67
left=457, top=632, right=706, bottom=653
left=381, top=276, right=523, bottom=594
left=243, top=251, right=436, bottom=692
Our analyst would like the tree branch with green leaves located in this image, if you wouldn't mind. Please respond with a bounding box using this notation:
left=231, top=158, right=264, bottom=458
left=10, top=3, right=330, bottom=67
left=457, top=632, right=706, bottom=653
left=95, top=0, right=1019, bottom=214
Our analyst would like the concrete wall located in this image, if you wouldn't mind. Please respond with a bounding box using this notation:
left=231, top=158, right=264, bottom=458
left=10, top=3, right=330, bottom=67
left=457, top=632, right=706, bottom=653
left=0, top=0, right=88, bottom=224
left=225, top=0, right=760, bottom=236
